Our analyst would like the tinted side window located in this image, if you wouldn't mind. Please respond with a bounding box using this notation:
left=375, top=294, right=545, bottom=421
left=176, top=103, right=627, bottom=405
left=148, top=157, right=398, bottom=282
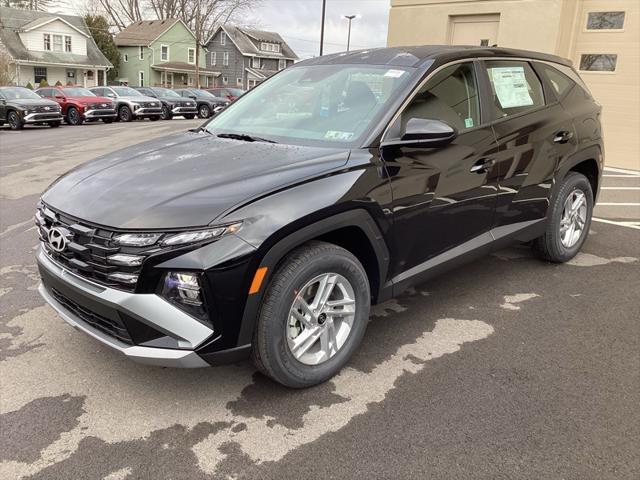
left=392, top=62, right=480, bottom=137
left=484, top=60, right=545, bottom=119
left=92, top=88, right=104, bottom=96
left=538, top=64, right=573, bottom=98
left=37, top=89, right=50, bottom=97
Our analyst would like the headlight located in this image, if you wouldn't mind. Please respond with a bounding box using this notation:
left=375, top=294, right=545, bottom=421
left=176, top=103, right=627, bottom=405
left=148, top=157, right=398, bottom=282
left=161, top=223, right=241, bottom=246
left=160, top=272, right=208, bottom=322
left=114, top=233, right=161, bottom=246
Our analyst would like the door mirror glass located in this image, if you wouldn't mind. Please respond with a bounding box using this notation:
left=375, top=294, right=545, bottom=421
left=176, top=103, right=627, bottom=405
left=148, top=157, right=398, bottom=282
left=107, top=93, right=116, bottom=98
left=55, top=94, right=65, bottom=100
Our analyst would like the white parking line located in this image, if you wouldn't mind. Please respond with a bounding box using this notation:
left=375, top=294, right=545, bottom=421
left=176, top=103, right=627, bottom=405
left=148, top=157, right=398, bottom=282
left=604, top=166, right=640, bottom=175
left=600, top=187, right=640, bottom=190
left=592, top=218, right=640, bottom=230
left=603, top=174, right=640, bottom=178
left=596, top=202, right=640, bottom=206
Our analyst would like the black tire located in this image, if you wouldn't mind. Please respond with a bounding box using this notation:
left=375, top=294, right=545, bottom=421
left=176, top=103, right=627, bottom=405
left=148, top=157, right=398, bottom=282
left=533, top=172, right=594, bottom=263
left=67, top=107, right=83, bottom=125
left=198, top=104, right=211, bottom=119
left=252, top=241, right=371, bottom=388
left=119, top=105, right=133, bottom=122
left=160, top=105, right=173, bottom=120
left=7, top=111, right=23, bottom=130
left=183, top=114, right=195, bottom=120
left=49, top=121, right=61, bottom=128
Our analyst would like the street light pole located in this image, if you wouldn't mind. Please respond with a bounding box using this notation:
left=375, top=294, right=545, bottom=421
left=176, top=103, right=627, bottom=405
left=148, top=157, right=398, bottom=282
left=344, top=15, right=356, bottom=52
left=319, top=0, right=327, bottom=56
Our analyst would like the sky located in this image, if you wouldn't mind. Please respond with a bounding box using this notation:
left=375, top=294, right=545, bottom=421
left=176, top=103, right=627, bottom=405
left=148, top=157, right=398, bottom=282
left=241, top=0, right=392, bottom=58
left=57, top=0, right=392, bottom=59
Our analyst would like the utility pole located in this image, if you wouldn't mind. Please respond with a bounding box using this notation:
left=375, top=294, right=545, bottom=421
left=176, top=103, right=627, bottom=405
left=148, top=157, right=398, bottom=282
left=195, top=3, right=201, bottom=88
left=319, top=0, right=326, bottom=56
left=343, top=15, right=357, bottom=52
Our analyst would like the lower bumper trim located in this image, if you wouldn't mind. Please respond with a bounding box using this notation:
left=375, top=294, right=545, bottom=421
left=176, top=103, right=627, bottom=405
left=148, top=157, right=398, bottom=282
left=39, top=283, right=209, bottom=368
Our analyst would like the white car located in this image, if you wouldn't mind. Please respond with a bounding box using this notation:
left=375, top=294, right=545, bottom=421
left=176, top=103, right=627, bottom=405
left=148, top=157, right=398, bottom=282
left=89, top=86, right=162, bottom=122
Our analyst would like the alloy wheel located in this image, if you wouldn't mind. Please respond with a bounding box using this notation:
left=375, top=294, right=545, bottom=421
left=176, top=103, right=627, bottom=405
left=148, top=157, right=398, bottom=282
left=286, top=273, right=356, bottom=366
left=8, top=111, right=20, bottom=129
left=68, top=108, right=79, bottom=125
left=560, top=189, right=588, bottom=248
left=199, top=105, right=210, bottom=118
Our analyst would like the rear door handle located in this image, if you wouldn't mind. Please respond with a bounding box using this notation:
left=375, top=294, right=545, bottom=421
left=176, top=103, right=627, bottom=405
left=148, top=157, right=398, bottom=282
left=470, top=158, right=495, bottom=174
left=553, top=130, right=574, bottom=144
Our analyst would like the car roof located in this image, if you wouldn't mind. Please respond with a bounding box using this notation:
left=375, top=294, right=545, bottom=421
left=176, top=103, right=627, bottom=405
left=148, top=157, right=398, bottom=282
left=295, top=45, right=572, bottom=69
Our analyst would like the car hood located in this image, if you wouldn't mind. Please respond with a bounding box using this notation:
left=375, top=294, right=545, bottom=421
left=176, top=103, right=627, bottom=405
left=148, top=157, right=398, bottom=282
left=158, top=96, right=192, bottom=105
left=42, top=131, right=350, bottom=229
left=118, top=95, right=159, bottom=103
left=71, top=95, right=113, bottom=104
left=11, top=98, right=58, bottom=107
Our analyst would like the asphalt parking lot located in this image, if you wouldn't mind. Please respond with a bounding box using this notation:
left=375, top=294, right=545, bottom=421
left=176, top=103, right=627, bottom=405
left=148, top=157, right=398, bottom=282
left=1, top=122, right=639, bottom=480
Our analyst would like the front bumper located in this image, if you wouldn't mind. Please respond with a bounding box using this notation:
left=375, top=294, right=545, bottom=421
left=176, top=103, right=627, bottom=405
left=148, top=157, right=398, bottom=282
left=24, top=112, right=63, bottom=123
left=171, top=106, right=197, bottom=115
left=37, top=246, right=212, bottom=368
left=85, top=109, right=117, bottom=119
left=133, top=107, right=162, bottom=117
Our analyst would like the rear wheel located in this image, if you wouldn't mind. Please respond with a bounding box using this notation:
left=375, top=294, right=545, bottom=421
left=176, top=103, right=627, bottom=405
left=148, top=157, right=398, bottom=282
left=533, top=172, right=593, bottom=262
left=119, top=105, right=133, bottom=122
left=198, top=104, right=211, bottom=119
left=67, top=107, right=83, bottom=125
left=7, top=111, right=23, bottom=130
left=252, top=241, right=370, bottom=388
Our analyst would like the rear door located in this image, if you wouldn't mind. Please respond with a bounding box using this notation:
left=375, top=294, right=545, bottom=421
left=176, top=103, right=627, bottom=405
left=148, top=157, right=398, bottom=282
left=383, top=61, right=500, bottom=290
left=481, top=59, right=577, bottom=231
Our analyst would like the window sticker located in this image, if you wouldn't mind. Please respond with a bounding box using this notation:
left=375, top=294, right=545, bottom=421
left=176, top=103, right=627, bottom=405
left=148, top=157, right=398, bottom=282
left=384, top=69, right=406, bottom=78
left=490, top=66, right=534, bottom=108
left=325, top=130, right=354, bottom=141
left=464, top=117, right=474, bottom=128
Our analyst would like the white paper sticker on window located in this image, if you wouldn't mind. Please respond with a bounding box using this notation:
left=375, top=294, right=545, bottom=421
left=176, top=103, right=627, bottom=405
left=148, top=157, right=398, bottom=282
left=490, top=66, right=534, bottom=108
left=325, top=130, right=354, bottom=141
left=384, top=69, right=405, bottom=78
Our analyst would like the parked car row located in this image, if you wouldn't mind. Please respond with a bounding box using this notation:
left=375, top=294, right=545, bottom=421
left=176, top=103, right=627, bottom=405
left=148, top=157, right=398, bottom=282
left=0, top=85, right=244, bottom=130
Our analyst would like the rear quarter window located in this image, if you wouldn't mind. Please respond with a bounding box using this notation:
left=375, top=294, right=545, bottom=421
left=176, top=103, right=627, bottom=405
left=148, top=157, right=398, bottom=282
left=538, top=64, right=574, bottom=98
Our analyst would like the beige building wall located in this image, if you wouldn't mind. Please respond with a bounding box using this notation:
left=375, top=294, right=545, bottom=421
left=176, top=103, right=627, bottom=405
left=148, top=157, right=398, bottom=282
left=387, top=0, right=640, bottom=170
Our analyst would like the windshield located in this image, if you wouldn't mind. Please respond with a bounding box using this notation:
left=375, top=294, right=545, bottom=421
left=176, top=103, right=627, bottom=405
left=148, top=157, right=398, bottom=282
left=153, top=87, right=180, bottom=98
left=63, top=87, right=95, bottom=97
left=113, top=87, right=142, bottom=97
left=205, top=64, right=412, bottom=147
left=1, top=87, right=42, bottom=100
left=193, top=89, right=216, bottom=98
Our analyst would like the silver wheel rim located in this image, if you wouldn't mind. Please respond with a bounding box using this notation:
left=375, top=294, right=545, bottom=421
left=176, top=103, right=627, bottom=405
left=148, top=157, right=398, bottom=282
left=286, top=273, right=356, bottom=366
left=200, top=106, right=209, bottom=117
left=560, top=189, right=588, bottom=248
left=69, top=109, right=78, bottom=123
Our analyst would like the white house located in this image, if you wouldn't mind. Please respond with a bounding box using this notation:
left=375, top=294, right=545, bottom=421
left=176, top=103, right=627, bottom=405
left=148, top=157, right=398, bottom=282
left=0, top=6, right=112, bottom=87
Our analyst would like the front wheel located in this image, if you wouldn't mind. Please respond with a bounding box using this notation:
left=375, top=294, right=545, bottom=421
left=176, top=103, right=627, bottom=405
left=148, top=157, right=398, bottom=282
left=252, top=241, right=370, bottom=388
left=67, top=107, right=83, bottom=125
left=7, top=111, right=23, bottom=130
left=533, top=172, right=594, bottom=263
left=160, top=105, right=172, bottom=120
left=198, top=104, right=211, bottom=119
left=119, top=105, right=133, bottom=122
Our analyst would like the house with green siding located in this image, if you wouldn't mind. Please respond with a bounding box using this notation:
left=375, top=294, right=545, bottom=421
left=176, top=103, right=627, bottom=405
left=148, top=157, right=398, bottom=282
left=114, top=19, right=218, bottom=88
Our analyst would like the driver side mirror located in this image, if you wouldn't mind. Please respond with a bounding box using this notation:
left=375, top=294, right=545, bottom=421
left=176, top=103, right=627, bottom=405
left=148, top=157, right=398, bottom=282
left=107, top=93, right=116, bottom=98
left=189, top=95, right=197, bottom=100
left=55, top=94, right=65, bottom=100
left=381, top=118, right=457, bottom=148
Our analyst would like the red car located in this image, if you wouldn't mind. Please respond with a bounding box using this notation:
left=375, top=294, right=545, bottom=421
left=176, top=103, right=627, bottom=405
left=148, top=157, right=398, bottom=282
left=204, top=87, right=245, bottom=102
left=35, top=86, right=117, bottom=125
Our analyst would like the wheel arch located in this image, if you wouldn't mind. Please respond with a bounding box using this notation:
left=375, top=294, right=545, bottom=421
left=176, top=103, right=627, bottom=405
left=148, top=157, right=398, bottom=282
left=556, top=144, right=603, bottom=202
left=236, top=208, right=391, bottom=346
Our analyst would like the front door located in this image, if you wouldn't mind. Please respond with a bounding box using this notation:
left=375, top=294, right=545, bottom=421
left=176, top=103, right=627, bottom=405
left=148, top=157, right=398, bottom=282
left=382, top=61, right=500, bottom=290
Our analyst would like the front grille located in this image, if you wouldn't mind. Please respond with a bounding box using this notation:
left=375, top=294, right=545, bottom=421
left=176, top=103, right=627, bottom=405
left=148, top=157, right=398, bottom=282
left=88, top=103, right=113, bottom=110
left=51, top=288, right=133, bottom=345
left=36, top=204, right=157, bottom=292
left=33, top=105, right=59, bottom=113
left=141, top=102, right=159, bottom=108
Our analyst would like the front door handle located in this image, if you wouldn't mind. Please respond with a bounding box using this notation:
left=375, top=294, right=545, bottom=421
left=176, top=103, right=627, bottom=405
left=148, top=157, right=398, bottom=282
left=553, top=130, right=574, bottom=144
left=470, top=158, right=495, bottom=174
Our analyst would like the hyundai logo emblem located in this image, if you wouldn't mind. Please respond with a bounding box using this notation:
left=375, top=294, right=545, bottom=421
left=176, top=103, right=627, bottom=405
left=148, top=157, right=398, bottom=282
left=47, top=227, right=70, bottom=253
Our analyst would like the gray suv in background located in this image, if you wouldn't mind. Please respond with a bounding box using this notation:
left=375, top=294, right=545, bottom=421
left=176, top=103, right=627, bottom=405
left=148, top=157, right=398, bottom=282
left=89, top=86, right=162, bottom=122
left=134, top=87, right=197, bottom=120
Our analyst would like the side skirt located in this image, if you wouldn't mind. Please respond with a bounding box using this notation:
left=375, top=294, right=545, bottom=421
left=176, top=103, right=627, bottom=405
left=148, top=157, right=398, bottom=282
left=391, top=219, right=545, bottom=296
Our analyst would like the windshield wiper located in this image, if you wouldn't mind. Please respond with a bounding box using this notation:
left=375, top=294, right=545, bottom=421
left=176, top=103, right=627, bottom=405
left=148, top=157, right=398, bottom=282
left=216, top=133, right=277, bottom=143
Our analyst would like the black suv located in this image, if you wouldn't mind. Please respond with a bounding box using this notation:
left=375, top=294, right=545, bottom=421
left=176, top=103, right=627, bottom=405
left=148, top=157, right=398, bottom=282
left=36, top=47, right=602, bottom=387
left=0, top=86, right=63, bottom=129
left=174, top=88, right=229, bottom=118
left=135, top=87, right=198, bottom=120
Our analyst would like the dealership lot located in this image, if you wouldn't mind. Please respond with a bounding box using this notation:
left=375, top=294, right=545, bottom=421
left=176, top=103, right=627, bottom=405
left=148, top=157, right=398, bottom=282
left=1, top=123, right=638, bottom=479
